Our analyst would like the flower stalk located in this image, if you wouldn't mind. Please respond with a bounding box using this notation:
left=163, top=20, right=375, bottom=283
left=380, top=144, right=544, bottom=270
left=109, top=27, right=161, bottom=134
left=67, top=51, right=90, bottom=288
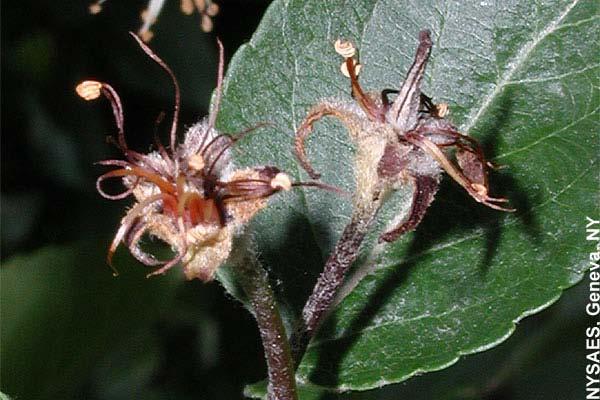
left=233, top=240, right=298, bottom=400
left=290, top=184, right=384, bottom=364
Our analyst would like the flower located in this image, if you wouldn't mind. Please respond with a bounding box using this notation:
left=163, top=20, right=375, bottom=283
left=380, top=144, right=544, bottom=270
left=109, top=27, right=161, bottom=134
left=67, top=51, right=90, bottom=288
left=295, top=30, right=513, bottom=243
left=77, top=33, right=291, bottom=281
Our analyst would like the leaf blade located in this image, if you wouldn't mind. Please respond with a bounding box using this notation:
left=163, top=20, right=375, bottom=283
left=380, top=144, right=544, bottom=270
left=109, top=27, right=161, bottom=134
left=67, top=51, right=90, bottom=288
left=219, top=0, right=599, bottom=393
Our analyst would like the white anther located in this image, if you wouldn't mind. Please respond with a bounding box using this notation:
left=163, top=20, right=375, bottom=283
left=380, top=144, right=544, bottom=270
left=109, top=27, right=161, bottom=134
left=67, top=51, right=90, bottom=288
left=270, top=173, right=292, bottom=191
left=435, top=103, right=449, bottom=118
left=76, top=80, right=103, bottom=101
left=471, top=183, right=487, bottom=196
left=340, top=59, right=362, bottom=78
left=188, top=154, right=205, bottom=171
left=334, top=39, right=356, bottom=58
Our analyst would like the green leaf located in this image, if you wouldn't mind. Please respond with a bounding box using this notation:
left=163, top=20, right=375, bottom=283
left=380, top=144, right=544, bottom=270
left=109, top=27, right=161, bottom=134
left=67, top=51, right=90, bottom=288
left=245, top=280, right=593, bottom=399
left=218, top=0, right=599, bottom=394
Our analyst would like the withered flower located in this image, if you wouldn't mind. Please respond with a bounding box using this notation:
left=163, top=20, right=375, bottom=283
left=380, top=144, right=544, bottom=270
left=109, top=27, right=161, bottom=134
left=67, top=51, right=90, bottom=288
left=290, top=30, right=514, bottom=362
left=77, top=34, right=292, bottom=281
left=88, top=0, right=220, bottom=41
left=295, top=30, right=513, bottom=244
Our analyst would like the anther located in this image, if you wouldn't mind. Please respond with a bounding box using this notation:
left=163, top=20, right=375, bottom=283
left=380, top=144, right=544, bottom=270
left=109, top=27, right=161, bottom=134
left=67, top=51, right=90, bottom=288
left=334, top=39, right=356, bottom=59
left=201, top=14, right=213, bottom=32
left=180, top=0, right=194, bottom=14
left=206, top=3, right=219, bottom=16
left=471, top=183, right=487, bottom=196
left=270, top=173, right=292, bottom=191
left=188, top=154, right=205, bottom=171
left=434, top=103, right=449, bottom=118
left=76, top=80, right=103, bottom=101
left=340, top=58, right=362, bottom=78
left=88, top=0, right=106, bottom=14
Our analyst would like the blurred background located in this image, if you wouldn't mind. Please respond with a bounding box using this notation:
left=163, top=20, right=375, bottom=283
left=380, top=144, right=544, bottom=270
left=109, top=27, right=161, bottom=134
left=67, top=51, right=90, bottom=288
left=1, top=1, right=591, bottom=399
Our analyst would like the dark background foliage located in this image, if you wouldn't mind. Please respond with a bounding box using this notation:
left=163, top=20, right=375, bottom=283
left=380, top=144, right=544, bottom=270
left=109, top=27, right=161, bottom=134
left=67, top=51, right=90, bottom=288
left=0, top=1, right=593, bottom=399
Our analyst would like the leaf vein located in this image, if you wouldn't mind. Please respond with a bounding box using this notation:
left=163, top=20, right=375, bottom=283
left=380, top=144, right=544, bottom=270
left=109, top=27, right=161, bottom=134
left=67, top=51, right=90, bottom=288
left=461, top=0, right=582, bottom=133
left=506, top=63, right=600, bottom=85
left=495, top=105, right=599, bottom=159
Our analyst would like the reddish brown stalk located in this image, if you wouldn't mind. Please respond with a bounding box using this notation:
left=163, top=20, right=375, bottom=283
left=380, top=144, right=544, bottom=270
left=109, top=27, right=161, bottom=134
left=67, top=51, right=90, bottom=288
left=97, top=166, right=175, bottom=195
left=207, top=38, right=225, bottom=132
left=98, top=83, right=126, bottom=150
left=234, top=244, right=298, bottom=400
left=346, top=57, right=381, bottom=121
left=205, top=123, right=269, bottom=176
left=198, top=38, right=226, bottom=153
left=130, top=32, right=180, bottom=151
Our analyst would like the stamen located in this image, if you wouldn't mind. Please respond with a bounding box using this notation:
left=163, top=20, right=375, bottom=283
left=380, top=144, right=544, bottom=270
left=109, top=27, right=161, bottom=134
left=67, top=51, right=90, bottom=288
left=152, top=112, right=175, bottom=169
left=146, top=217, right=187, bottom=277
left=336, top=46, right=380, bottom=121
left=76, top=80, right=102, bottom=100
left=205, top=2, right=219, bottom=17
left=98, top=167, right=176, bottom=195
left=201, top=15, right=213, bottom=32
left=126, top=221, right=163, bottom=266
left=205, top=123, right=269, bottom=176
left=471, top=183, right=487, bottom=196
left=222, top=179, right=270, bottom=192
left=408, top=134, right=473, bottom=195
left=96, top=159, right=134, bottom=168
left=220, top=177, right=274, bottom=201
left=130, top=32, right=180, bottom=152
left=292, top=181, right=349, bottom=196
left=188, top=154, right=206, bottom=171
left=412, top=125, right=484, bottom=156
left=180, top=0, right=194, bottom=14
left=334, top=39, right=356, bottom=59
left=76, top=80, right=130, bottom=153
left=97, top=173, right=139, bottom=200
left=138, top=0, right=166, bottom=42
left=201, top=134, right=232, bottom=172
left=335, top=39, right=360, bottom=78
left=206, top=38, right=225, bottom=134
left=177, top=190, right=199, bottom=216
left=270, top=173, right=292, bottom=191
left=146, top=243, right=186, bottom=277
left=107, top=193, right=163, bottom=273
left=434, top=103, right=449, bottom=118
left=88, top=0, right=107, bottom=14
left=193, top=0, right=219, bottom=32
left=340, top=58, right=362, bottom=78
left=99, top=84, right=126, bottom=150
left=194, top=0, right=207, bottom=12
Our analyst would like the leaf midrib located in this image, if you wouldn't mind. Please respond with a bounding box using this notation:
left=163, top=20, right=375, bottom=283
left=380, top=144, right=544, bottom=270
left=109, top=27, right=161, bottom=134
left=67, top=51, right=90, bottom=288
left=461, top=0, right=581, bottom=133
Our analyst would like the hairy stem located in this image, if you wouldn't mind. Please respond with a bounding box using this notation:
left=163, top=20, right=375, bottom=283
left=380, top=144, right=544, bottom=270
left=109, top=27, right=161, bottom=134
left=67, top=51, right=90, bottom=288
left=291, top=188, right=383, bottom=364
left=235, top=244, right=298, bottom=400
